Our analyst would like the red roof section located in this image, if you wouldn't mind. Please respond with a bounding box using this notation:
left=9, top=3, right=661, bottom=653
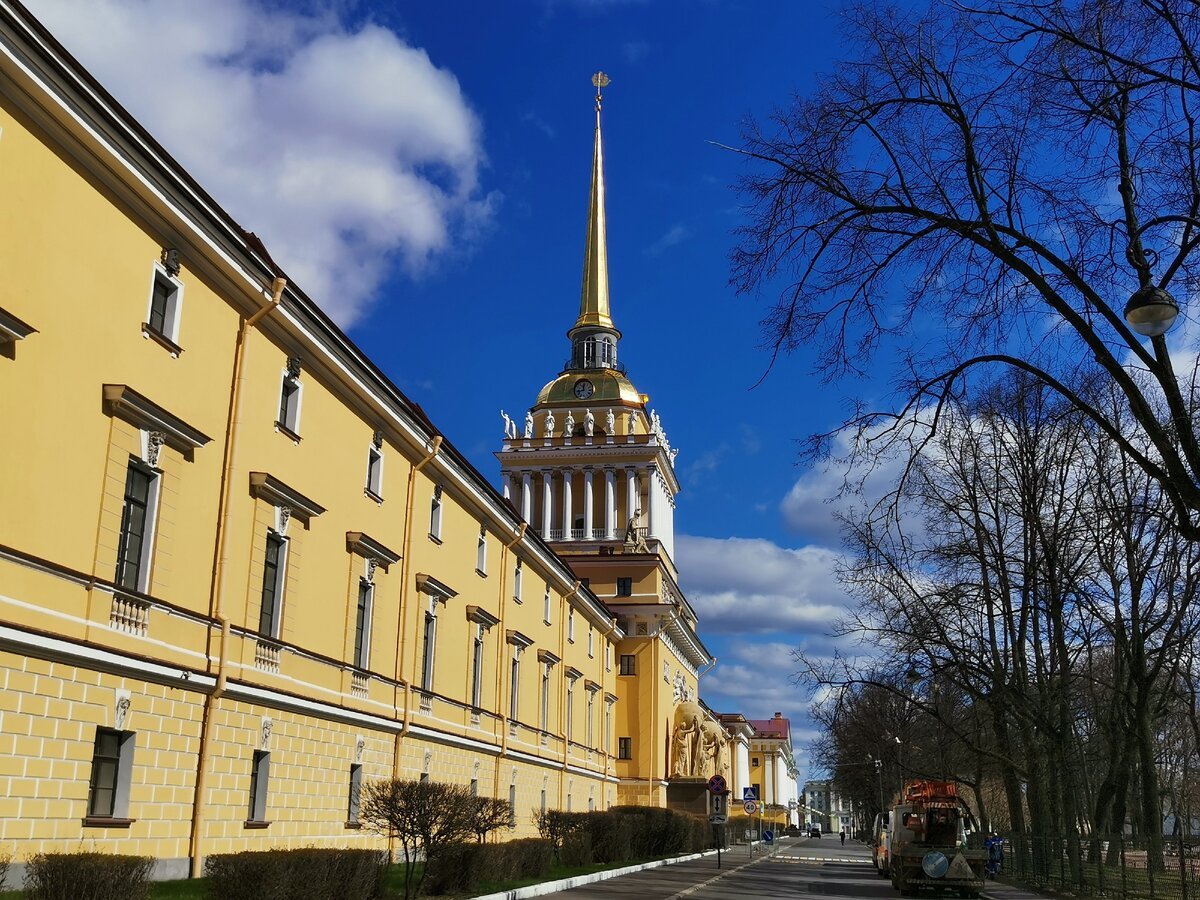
left=748, top=713, right=791, bottom=738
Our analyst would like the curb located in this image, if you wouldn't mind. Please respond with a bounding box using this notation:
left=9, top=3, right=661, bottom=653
left=470, top=848, right=721, bottom=900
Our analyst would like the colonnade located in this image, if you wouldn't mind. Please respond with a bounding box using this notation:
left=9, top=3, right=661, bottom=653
left=503, top=465, right=664, bottom=543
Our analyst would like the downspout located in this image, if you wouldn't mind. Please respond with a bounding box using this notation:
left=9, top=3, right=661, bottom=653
left=393, top=434, right=443, bottom=776
left=494, top=523, right=526, bottom=796
left=189, top=276, right=287, bottom=878
left=558, top=581, right=581, bottom=808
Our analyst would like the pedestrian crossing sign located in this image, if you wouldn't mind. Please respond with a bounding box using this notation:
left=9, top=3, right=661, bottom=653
left=743, top=787, right=758, bottom=801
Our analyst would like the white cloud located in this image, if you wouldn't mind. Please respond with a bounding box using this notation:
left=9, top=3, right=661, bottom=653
left=645, top=223, right=689, bottom=256
left=676, top=535, right=849, bottom=633
left=29, top=0, right=494, bottom=327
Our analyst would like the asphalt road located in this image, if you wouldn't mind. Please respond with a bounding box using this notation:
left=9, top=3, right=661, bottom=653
left=536, top=836, right=895, bottom=900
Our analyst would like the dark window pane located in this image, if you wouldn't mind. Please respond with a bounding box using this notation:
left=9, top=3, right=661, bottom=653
left=116, top=463, right=153, bottom=590
left=354, top=583, right=370, bottom=668
left=88, top=729, right=123, bottom=817
left=149, top=278, right=171, bottom=334
left=259, top=533, right=283, bottom=636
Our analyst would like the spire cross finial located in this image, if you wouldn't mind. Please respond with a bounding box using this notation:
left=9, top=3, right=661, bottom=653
left=592, top=71, right=610, bottom=112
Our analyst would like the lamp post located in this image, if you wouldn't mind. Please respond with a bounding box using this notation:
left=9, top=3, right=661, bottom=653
left=874, top=757, right=884, bottom=814
left=1124, top=284, right=1179, bottom=337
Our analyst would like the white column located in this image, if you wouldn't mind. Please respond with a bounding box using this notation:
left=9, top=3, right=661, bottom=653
left=583, top=469, right=595, bottom=540
left=541, top=470, right=553, bottom=539
left=734, top=739, right=750, bottom=799
left=625, top=468, right=638, bottom=521
left=521, top=472, right=532, bottom=522
left=646, top=465, right=660, bottom=538
left=603, top=468, right=616, bottom=539
left=561, top=469, right=574, bottom=540
left=502, top=472, right=512, bottom=502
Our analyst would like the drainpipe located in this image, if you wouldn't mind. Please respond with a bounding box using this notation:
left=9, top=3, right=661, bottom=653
left=493, top=523, right=526, bottom=802
left=392, top=434, right=442, bottom=777
left=558, top=580, right=580, bottom=808
left=189, top=276, right=286, bottom=878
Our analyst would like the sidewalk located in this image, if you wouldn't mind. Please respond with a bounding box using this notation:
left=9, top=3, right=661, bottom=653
left=474, top=841, right=781, bottom=900
left=983, top=880, right=1054, bottom=900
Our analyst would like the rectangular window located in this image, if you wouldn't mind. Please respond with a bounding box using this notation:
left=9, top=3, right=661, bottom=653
left=87, top=728, right=134, bottom=819
left=470, top=777, right=478, bottom=796
left=471, top=625, right=485, bottom=708
left=540, top=788, right=547, bottom=813
left=248, top=750, right=270, bottom=823
left=277, top=376, right=301, bottom=435
left=568, top=608, right=575, bottom=642
left=145, top=267, right=183, bottom=346
left=513, top=559, right=523, bottom=602
left=588, top=626, right=594, bottom=658
left=510, top=653, right=521, bottom=720
left=566, top=681, right=575, bottom=740
left=508, top=785, right=516, bottom=826
left=476, top=527, right=487, bottom=575
left=586, top=691, right=595, bottom=746
left=605, top=644, right=612, bottom=672
left=616, top=577, right=633, bottom=597
left=604, top=702, right=612, bottom=753
left=366, top=445, right=383, bottom=498
left=540, top=666, right=550, bottom=731
left=259, top=531, right=287, bottom=637
left=115, top=460, right=157, bottom=592
left=618, top=737, right=632, bottom=760
left=347, top=764, right=363, bottom=824
left=421, top=599, right=437, bottom=692
left=752, top=757, right=760, bottom=767
left=353, top=580, right=373, bottom=669
left=543, top=588, right=551, bottom=625
left=619, top=654, right=636, bottom=676
left=429, top=487, right=443, bottom=541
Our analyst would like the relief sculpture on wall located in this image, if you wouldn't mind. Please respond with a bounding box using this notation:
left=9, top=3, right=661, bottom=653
left=669, top=701, right=729, bottom=781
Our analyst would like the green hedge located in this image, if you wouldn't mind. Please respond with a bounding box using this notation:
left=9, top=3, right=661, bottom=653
left=24, top=852, right=155, bottom=900
left=426, top=839, right=553, bottom=894
left=204, top=848, right=386, bottom=900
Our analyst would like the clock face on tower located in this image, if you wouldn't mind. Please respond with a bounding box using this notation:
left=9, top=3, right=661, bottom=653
left=574, top=379, right=594, bottom=399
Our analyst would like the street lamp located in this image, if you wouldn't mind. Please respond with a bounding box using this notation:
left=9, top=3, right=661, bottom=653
left=1124, top=284, right=1179, bottom=337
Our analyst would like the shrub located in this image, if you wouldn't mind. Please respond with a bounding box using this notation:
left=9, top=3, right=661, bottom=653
left=204, top=847, right=385, bottom=900
left=425, top=839, right=553, bottom=894
left=0, top=852, right=10, bottom=892
left=24, top=852, right=155, bottom=900
left=587, top=812, right=633, bottom=864
left=560, top=829, right=594, bottom=868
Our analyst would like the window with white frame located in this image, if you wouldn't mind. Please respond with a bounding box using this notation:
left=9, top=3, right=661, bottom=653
left=568, top=607, right=575, bottom=642
left=470, top=624, right=485, bottom=708
left=115, top=458, right=159, bottom=593
left=144, top=262, right=183, bottom=349
left=510, top=649, right=522, bottom=720
left=605, top=643, right=612, bottom=672
left=420, top=596, right=438, bottom=692
left=353, top=579, right=373, bottom=669
left=605, top=699, right=613, bottom=754
left=566, top=676, right=575, bottom=740
left=365, top=443, right=383, bottom=499
left=540, top=664, right=551, bottom=731
left=347, top=764, right=363, bottom=824
left=513, top=558, right=523, bottom=602
left=277, top=359, right=302, bottom=436
left=258, top=530, right=287, bottom=638
left=248, top=750, right=270, bottom=823
left=508, top=782, right=517, bottom=826
left=429, top=486, right=443, bottom=541
left=588, top=626, right=594, bottom=658
left=543, top=587, right=552, bottom=625
left=476, top=526, right=487, bottom=575
left=586, top=687, right=596, bottom=747
left=87, top=728, right=135, bottom=820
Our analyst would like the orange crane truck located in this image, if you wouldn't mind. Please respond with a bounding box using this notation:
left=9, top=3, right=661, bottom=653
left=888, top=780, right=986, bottom=898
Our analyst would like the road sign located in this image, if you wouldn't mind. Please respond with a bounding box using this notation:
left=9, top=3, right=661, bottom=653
left=763, top=830, right=775, bottom=843
left=709, top=792, right=727, bottom=817
left=742, top=786, right=759, bottom=801
left=743, top=800, right=759, bottom=815
left=707, top=774, right=727, bottom=794
left=708, top=813, right=728, bottom=824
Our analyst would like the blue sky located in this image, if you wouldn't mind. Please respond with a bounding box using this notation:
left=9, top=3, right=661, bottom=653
left=30, top=0, right=875, bottom=772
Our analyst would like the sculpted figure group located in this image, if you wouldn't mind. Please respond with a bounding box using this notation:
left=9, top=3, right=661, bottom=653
left=669, top=701, right=729, bottom=781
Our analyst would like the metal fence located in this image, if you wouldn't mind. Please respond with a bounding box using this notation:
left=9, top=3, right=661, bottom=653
left=1000, top=834, right=1200, bottom=900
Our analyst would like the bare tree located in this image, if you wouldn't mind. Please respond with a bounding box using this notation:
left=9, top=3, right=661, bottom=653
left=731, top=0, right=1200, bottom=537
left=359, top=779, right=477, bottom=899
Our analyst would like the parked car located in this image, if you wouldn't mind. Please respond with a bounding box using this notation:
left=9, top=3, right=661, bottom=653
left=809, top=825, right=822, bottom=838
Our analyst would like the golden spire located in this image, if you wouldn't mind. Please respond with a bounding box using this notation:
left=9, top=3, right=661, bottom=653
left=574, top=71, right=616, bottom=334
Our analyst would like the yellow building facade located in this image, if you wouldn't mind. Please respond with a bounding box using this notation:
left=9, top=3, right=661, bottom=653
left=0, top=7, right=796, bottom=883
